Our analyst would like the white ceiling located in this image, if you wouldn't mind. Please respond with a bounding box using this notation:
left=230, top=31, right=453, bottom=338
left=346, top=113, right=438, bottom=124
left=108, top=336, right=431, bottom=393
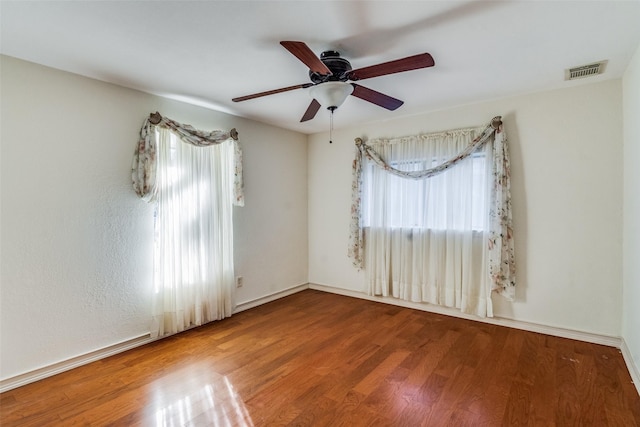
left=2, top=1, right=640, bottom=134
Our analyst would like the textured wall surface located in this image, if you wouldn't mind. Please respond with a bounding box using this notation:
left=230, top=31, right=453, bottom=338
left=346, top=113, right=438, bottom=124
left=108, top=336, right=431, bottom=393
left=309, top=79, right=624, bottom=337
left=0, top=55, right=308, bottom=380
left=622, top=43, right=640, bottom=375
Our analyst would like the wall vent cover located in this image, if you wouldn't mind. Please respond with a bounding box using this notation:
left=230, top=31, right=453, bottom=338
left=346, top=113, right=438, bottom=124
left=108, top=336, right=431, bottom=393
left=565, top=60, right=607, bottom=80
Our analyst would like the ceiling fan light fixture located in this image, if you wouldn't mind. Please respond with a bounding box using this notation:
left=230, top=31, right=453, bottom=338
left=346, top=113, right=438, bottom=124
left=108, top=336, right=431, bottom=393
left=309, top=82, right=354, bottom=110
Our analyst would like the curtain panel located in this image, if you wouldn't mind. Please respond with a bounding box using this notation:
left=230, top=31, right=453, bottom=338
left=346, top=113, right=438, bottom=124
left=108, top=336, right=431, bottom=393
left=151, top=127, right=235, bottom=337
left=348, top=117, right=515, bottom=316
left=131, top=113, right=240, bottom=338
left=132, top=112, right=244, bottom=206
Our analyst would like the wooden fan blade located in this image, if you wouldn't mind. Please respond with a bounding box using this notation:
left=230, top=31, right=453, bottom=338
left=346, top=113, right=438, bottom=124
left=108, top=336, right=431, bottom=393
left=350, top=84, right=404, bottom=110
left=280, top=41, right=333, bottom=76
left=232, top=83, right=312, bottom=102
left=346, top=53, right=435, bottom=81
left=300, top=99, right=322, bottom=122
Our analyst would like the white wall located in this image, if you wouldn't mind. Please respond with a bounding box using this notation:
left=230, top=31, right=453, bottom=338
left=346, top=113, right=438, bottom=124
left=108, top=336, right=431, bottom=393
left=309, top=80, right=623, bottom=337
left=622, top=43, right=640, bottom=376
left=0, top=55, right=308, bottom=380
left=0, top=52, right=631, bottom=382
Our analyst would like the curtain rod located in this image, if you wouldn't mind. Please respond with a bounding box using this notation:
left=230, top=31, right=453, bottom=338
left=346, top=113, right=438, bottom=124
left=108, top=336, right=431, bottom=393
left=148, top=112, right=239, bottom=141
left=354, top=116, right=502, bottom=146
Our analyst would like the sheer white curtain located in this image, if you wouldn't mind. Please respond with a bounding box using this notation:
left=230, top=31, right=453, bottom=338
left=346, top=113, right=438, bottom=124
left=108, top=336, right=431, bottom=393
left=151, top=127, right=235, bottom=337
left=361, top=129, right=493, bottom=316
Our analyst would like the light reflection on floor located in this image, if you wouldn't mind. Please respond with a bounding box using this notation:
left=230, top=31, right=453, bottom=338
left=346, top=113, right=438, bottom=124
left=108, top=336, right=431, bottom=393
left=150, top=364, right=254, bottom=427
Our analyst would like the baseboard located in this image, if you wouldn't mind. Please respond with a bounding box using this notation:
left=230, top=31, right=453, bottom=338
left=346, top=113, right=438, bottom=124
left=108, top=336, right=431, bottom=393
left=0, top=334, right=154, bottom=393
left=0, top=283, right=311, bottom=393
left=308, top=283, right=622, bottom=348
left=313, top=283, right=640, bottom=397
left=2, top=283, right=630, bottom=396
left=234, top=283, right=309, bottom=313
left=621, top=338, right=640, bottom=396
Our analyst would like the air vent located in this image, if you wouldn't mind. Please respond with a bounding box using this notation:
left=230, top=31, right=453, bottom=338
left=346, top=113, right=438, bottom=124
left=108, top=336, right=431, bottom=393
left=565, top=60, right=607, bottom=81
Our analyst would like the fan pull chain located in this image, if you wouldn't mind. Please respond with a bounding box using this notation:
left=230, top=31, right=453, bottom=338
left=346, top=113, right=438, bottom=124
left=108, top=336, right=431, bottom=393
left=329, top=109, right=334, bottom=144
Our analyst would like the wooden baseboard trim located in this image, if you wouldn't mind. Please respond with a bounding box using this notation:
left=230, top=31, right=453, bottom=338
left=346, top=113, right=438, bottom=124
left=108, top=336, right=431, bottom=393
left=0, top=334, right=153, bottom=393
left=308, top=283, right=622, bottom=348
left=621, top=338, right=640, bottom=396
left=234, top=283, right=309, bottom=314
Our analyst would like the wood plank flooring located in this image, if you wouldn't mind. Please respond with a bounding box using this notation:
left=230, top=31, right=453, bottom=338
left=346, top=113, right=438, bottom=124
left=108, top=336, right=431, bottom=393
left=1, top=289, right=639, bottom=426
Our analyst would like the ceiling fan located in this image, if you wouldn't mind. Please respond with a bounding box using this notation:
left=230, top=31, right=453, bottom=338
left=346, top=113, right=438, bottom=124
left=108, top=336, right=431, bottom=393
left=232, top=41, right=435, bottom=123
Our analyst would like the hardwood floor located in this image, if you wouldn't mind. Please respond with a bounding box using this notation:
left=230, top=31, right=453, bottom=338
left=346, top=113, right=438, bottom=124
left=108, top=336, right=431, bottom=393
left=2, top=290, right=639, bottom=426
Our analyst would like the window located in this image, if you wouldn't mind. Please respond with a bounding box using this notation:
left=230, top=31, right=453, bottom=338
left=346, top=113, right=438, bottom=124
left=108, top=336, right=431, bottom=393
left=348, top=119, right=516, bottom=316
left=357, top=129, right=494, bottom=317
left=361, top=150, right=489, bottom=232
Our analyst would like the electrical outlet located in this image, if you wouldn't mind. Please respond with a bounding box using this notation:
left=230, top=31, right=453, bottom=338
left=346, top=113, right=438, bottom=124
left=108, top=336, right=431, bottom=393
left=235, top=276, right=243, bottom=288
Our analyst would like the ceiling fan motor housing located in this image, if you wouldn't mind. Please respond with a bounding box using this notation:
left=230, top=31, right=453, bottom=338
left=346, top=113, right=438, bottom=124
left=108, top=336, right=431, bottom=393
left=309, top=51, right=352, bottom=83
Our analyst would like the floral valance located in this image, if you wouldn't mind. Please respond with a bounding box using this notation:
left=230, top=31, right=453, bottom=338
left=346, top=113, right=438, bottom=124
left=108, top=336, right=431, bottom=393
left=355, top=121, right=497, bottom=180
left=131, top=112, right=244, bottom=206
left=348, top=116, right=515, bottom=301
